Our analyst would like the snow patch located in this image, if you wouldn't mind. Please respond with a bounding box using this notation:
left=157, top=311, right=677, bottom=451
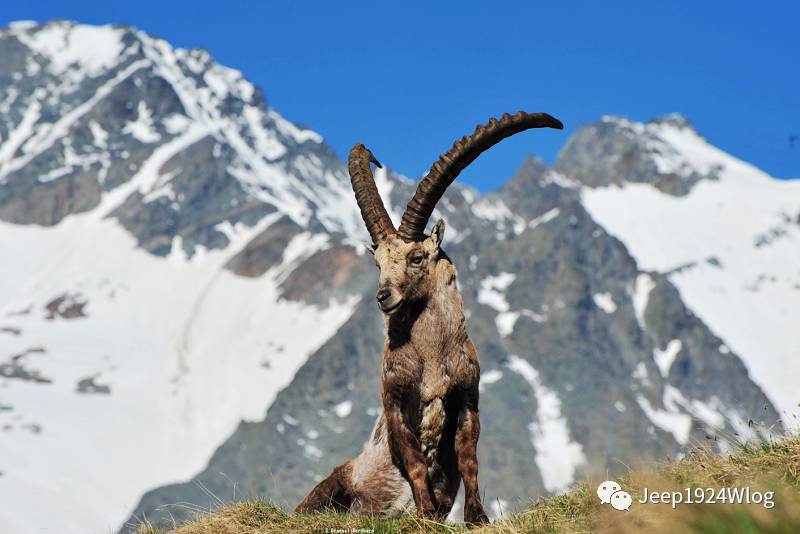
left=688, top=397, right=726, bottom=430
left=304, top=443, right=323, bottom=460
left=633, top=273, right=655, bottom=329
left=88, top=121, right=108, bottom=149
left=632, top=362, right=652, bottom=388
left=477, top=273, right=516, bottom=313
left=593, top=292, right=617, bottom=314
left=283, top=415, right=299, bottom=426
left=635, top=395, right=691, bottom=444
left=653, top=339, right=682, bottom=378
left=0, top=101, right=41, bottom=173
left=333, top=400, right=353, bottom=418
left=479, top=370, right=503, bottom=393
left=268, top=109, right=323, bottom=144
left=472, top=198, right=514, bottom=222
left=495, top=311, right=519, bottom=336
left=15, top=22, right=125, bottom=76
left=243, top=105, right=286, bottom=160
left=123, top=101, right=161, bottom=143
left=373, top=166, right=402, bottom=227
left=491, top=498, right=508, bottom=519
left=507, top=355, right=586, bottom=492
left=528, top=208, right=561, bottom=231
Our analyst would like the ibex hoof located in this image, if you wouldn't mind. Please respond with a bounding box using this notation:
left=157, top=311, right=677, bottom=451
left=465, top=508, right=489, bottom=526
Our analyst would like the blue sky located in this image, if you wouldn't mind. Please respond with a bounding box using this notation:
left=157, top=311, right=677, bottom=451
left=3, top=1, right=798, bottom=191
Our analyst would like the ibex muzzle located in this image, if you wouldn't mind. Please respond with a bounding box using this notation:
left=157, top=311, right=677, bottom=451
left=376, top=286, right=401, bottom=314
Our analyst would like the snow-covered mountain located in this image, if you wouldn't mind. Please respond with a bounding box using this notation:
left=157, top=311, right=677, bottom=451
left=560, top=115, right=800, bottom=421
left=0, top=21, right=796, bottom=534
left=0, top=19, right=371, bottom=534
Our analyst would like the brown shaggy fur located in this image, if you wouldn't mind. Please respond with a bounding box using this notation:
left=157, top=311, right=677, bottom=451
left=296, top=223, right=488, bottom=524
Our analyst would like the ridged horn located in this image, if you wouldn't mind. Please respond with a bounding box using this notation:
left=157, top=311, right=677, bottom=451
left=397, top=111, right=563, bottom=242
left=348, top=143, right=396, bottom=244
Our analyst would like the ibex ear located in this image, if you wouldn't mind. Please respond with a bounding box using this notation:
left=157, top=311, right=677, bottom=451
left=364, top=242, right=377, bottom=256
left=430, top=219, right=445, bottom=250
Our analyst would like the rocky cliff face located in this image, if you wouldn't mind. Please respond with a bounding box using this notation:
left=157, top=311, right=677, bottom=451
left=0, top=21, right=795, bottom=534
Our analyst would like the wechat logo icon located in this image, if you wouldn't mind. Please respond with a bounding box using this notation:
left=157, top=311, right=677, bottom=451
left=597, top=480, right=632, bottom=511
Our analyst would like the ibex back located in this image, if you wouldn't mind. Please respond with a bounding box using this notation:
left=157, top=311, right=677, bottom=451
left=296, top=112, right=563, bottom=524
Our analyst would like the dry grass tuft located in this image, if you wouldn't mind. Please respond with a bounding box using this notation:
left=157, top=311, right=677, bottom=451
left=139, top=436, right=800, bottom=534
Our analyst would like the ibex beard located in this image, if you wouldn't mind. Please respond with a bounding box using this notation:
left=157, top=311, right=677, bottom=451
left=295, top=111, right=563, bottom=524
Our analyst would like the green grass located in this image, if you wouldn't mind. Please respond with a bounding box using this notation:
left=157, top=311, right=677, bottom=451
left=138, top=435, right=800, bottom=534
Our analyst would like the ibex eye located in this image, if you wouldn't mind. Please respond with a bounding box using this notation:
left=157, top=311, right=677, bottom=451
left=410, top=255, right=424, bottom=264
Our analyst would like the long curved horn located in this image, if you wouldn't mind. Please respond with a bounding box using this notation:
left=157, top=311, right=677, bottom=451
left=349, top=143, right=396, bottom=244
left=397, top=111, right=563, bottom=242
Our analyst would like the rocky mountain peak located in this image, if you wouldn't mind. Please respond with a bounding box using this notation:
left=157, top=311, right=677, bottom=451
left=555, top=114, right=724, bottom=196
left=648, top=112, right=695, bottom=131
left=0, top=20, right=365, bottom=257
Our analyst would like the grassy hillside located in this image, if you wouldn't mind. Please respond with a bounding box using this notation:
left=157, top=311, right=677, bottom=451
left=137, top=436, right=800, bottom=534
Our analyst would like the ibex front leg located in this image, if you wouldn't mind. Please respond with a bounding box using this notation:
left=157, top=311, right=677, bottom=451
left=383, top=387, right=435, bottom=517
left=455, top=389, right=489, bottom=525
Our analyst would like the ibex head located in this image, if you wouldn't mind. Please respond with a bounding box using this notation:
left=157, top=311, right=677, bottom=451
left=349, top=112, right=563, bottom=315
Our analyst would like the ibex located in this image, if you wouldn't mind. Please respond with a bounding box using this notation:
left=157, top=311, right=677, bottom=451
left=296, top=112, right=563, bottom=524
